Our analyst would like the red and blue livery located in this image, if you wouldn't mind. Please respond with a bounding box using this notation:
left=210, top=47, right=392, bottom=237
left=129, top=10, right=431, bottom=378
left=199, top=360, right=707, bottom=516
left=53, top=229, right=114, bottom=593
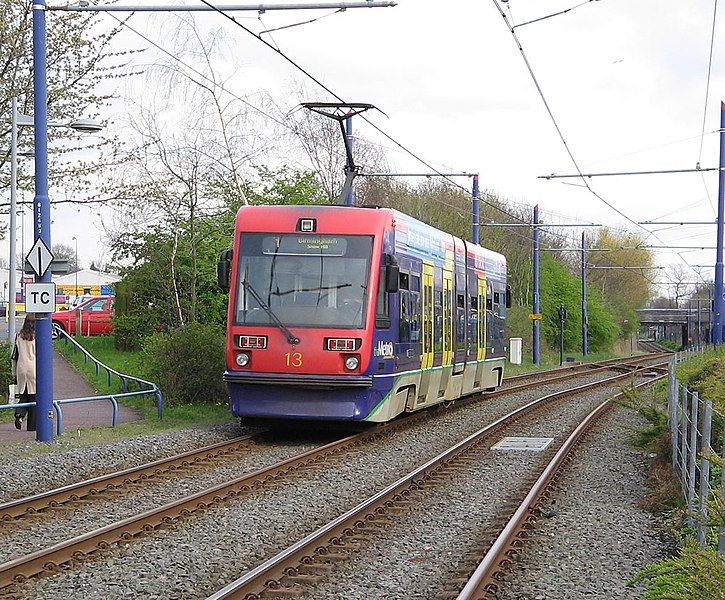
left=218, top=204, right=509, bottom=424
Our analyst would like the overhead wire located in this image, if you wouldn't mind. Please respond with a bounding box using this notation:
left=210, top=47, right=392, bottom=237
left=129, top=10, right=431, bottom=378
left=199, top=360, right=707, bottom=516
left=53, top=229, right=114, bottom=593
left=582, top=130, right=718, bottom=169
left=489, top=0, right=707, bottom=286
left=259, top=8, right=343, bottom=36
left=190, top=0, right=537, bottom=227
left=512, top=0, right=599, bottom=29
left=99, top=1, right=695, bottom=289
left=697, top=0, right=719, bottom=167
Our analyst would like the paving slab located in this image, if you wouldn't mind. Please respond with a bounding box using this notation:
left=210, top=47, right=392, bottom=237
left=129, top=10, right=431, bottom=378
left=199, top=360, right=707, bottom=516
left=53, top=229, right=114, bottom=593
left=0, top=349, right=143, bottom=442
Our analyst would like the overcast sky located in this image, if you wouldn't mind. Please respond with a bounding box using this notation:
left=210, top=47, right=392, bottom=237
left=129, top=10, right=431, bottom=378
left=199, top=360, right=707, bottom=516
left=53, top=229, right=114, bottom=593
left=19, top=0, right=723, bottom=294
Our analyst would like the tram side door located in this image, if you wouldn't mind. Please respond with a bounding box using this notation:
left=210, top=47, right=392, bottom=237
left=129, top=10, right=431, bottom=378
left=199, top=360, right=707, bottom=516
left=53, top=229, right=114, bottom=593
left=442, top=270, right=454, bottom=367
left=421, top=263, right=435, bottom=369
left=477, top=277, right=487, bottom=360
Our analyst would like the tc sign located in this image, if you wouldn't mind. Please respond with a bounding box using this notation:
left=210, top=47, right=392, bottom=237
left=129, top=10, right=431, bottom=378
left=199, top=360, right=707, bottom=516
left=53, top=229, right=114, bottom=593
left=25, top=283, right=56, bottom=313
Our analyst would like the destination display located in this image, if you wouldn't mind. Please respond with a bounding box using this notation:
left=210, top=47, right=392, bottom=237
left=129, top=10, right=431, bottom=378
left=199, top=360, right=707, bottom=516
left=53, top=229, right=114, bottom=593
left=262, top=235, right=348, bottom=256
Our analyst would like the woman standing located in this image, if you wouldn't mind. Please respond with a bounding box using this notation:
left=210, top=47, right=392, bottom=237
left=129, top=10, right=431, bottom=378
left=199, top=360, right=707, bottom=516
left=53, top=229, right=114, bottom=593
left=12, top=314, right=36, bottom=431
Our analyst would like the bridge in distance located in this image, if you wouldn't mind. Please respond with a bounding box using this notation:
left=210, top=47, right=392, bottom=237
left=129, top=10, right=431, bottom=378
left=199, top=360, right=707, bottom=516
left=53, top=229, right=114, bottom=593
left=636, top=306, right=710, bottom=347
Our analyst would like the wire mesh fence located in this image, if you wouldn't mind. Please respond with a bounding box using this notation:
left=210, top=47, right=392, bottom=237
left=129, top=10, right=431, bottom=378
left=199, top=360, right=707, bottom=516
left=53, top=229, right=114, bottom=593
left=668, top=352, right=725, bottom=553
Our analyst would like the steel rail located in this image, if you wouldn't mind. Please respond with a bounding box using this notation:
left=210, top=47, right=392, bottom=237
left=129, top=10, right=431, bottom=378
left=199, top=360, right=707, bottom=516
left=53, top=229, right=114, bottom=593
left=1, top=353, right=663, bottom=523
left=206, top=366, right=665, bottom=599
left=456, top=375, right=666, bottom=599
left=0, top=361, right=664, bottom=591
left=501, top=352, right=669, bottom=385
left=492, top=353, right=668, bottom=396
left=0, top=434, right=260, bottom=521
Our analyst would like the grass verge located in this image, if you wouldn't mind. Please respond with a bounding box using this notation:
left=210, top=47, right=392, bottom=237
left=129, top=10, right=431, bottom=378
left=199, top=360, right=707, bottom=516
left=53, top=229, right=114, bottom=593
left=504, top=348, right=626, bottom=376
left=54, top=335, right=232, bottom=433
left=624, top=349, right=725, bottom=599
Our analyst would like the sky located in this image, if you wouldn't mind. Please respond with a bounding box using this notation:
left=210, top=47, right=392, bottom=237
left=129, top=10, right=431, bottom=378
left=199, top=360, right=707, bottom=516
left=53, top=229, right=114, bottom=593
left=15, top=0, right=724, bottom=296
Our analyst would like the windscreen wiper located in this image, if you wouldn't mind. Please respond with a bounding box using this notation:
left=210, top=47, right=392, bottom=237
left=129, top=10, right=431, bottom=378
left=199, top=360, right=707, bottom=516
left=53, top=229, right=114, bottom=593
left=243, top=280, right=300, bottom=345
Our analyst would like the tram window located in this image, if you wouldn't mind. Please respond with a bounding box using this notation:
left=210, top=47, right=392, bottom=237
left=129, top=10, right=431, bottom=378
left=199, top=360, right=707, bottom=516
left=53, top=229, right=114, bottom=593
left=434, top=290, right=443, bottom=349
left=494, top=291, right=500, bottom=305
left=399, top=272, right=410, bottom=290
left=375, top=267, right=390, bottom=328
left=457, top=307, right=466, bottom=351
left=470, top=296, right=478, bottom=310
left=411, top=275, right=420, bottom=293
left=399, top=291, right=420, bottom=342
left=457, top=294, right=465, bottom=308
left=486, top=297, right=493, bottom=311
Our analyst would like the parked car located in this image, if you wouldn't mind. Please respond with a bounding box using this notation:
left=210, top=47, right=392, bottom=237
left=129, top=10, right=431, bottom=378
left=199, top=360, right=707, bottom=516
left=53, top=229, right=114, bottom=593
left=70, top=294, right=94, bottom=309
left=51, top=295, right=115, bottom=339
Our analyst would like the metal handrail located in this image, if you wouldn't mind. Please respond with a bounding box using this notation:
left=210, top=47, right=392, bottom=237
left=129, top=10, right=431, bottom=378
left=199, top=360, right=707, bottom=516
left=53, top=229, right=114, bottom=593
left=2, top=331, right=164, bottom=435
left=56, top=328, right=163, bottom=419
left=50, top=328, right=163, bottom=425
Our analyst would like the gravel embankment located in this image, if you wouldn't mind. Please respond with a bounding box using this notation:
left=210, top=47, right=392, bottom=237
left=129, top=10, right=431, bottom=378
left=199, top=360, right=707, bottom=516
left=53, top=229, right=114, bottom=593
left=11, top=372, right=643, bottom=599
left=298, top=389, right=656, bottom=599
left=0, top=421, right=246, bottom=502
left=499, top=406, right=669, bottom=600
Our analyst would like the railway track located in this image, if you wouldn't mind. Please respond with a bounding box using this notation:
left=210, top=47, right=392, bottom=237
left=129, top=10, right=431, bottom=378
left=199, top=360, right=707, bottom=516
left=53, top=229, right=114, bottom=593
left=455, top=376, right=666, bottom=600
left=0, top=354, right=668, bottom=596
left=0, top=435, right=262, bottom=521
left=206, top=371, right=665, bottom=599
left=496, top=351, right=668, bottom=395
left=1, top=353, right=665, bottom=524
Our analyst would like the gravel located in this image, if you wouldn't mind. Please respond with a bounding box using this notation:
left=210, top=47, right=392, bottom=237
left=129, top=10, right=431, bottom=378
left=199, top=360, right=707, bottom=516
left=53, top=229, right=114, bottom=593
left=9, top=371, right=650, bottom=600
left=296, top=386, right=651, bottom=599
left=498, top=406, right=669, bottom=600
left=0, top=421, right=247, bottom=503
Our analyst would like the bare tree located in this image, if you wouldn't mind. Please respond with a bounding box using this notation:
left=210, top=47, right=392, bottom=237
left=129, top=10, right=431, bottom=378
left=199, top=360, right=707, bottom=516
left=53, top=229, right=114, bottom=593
left=285, top=88, right=390, bottom=202
left=107, top=17, right=272, bottom=324
left=52, top=243, right=79, bottom=272
left=665, top=264, right=692, bottom=308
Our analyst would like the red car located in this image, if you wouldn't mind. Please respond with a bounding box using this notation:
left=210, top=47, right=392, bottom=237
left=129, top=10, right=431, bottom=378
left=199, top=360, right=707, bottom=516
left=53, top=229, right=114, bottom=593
left=51, top=295, right=115, bottom=339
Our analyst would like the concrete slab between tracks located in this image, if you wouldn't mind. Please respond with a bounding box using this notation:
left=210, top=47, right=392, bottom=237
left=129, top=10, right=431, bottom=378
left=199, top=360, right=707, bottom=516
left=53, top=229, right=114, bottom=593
left=0, top=350, right=143, bottom=442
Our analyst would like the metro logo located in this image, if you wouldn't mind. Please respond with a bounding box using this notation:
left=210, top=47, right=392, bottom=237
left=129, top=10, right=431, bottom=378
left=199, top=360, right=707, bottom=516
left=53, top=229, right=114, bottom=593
left=373, top=341, right=394, bottom=358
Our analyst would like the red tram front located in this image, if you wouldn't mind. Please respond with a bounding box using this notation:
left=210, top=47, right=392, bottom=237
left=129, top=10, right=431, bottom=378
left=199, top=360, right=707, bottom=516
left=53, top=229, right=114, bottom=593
left=219, top=205, right=508, bottom=423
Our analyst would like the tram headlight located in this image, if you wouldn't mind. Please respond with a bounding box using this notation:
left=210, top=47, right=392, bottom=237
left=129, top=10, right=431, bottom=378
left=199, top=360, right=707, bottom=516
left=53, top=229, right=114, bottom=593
left=344, top=356, right=359, bottom=371
left=235, top=352, right=250, bottom=367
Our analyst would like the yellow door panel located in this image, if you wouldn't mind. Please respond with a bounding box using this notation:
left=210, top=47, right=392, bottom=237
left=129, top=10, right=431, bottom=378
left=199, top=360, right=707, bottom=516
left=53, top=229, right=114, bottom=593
left=422, top=263, right=434, bottom=369
left=478, top=277, right=487, bottom=360
left=443, top=270, right=454, bottom=366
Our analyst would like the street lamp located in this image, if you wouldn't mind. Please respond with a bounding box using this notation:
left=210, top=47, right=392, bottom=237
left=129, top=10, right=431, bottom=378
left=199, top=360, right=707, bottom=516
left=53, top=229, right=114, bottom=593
left=72, top=236, right=78, bottom=297
left=8, top=97, right=103, bottom=345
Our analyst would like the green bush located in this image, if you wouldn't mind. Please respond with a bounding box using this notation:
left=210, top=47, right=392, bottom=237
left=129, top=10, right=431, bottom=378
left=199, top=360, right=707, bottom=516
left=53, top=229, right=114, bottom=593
left=0, top=343, right=13, bottom=401
left=630, top=542, right=725, bottom=599
left=113, top=313, right=155, bottom=351
left=539, top=256, right=619, bottom=353
left=658, top=339, right=681, bottom=352
left=142, top=322, right=227, bottom=406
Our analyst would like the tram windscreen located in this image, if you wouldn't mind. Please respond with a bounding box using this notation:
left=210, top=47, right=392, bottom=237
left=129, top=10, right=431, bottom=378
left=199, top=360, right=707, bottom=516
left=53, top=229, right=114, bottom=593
left=234, top=233, right=373, bottom=329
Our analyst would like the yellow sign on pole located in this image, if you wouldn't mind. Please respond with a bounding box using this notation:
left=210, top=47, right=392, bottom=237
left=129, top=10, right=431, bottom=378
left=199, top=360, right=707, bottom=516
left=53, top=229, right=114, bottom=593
left=529, top=313, right=542, bottom=320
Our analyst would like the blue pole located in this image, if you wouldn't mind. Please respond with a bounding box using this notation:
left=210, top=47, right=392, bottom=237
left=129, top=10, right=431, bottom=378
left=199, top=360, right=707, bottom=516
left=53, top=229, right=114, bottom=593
left=533, top=205, right=540, bottom=364
left=472, top=174, right=480, bottom=244
left=32, top=0, right=54, bottom=442
left=345, top=116, right=354, bottom=206
left=581, top=231, right=588, bottom=356
left=709, top=287, right=713, bottom=344
left=714, top=101, right=725, bottom=345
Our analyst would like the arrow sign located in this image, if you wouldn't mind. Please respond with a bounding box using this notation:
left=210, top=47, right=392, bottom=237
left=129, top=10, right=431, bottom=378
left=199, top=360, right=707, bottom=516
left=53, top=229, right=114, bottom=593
left=26, top=238, right=55, bottom=278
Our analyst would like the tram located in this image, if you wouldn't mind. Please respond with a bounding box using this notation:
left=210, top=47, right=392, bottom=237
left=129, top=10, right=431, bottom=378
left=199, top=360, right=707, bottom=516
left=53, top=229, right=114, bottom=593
left=218, top=204, right=509, bottom=423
